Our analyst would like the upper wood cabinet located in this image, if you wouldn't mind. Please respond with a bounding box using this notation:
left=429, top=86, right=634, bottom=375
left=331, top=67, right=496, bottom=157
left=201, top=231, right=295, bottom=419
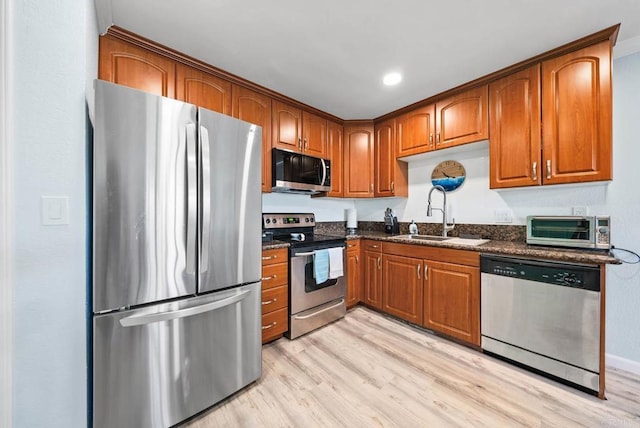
left=489, top=65, right=542, bottom=189
left=382, top=254, right=423, bottom=325
left=541, top=41, right=612, bottom=185
left=99, top=35, right=176, bottom=98
left=272, top=100, right=303, bottom=152
left=272, top=101, right=327, bottom=157
left=423, top=260, right=480, bottom=346
left=232, top=85, right=272, bottom=193
left=327, top=120, right=344, bottom=197
left=396, top=105, right=436, bottom=157
left=176, top=63, right=232, bottom=114
left=375, top=118, right=408, bottom=197
left=343, top=121, right=375, bottom=198
left=435, top=86, right=488, bottom=149
left=302, top=112, right=327, bottom=157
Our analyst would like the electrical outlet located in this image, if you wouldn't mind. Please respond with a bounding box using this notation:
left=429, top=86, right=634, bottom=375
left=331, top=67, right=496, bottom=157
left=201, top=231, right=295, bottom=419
left=572, top=206, right=588, bottom=216
left=494, top=209, right=513, bottom=224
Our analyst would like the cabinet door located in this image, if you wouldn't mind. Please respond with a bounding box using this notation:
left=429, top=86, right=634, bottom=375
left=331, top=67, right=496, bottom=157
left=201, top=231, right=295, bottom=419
left=346, top=240, right=361, bottom=308
left=436, top=86, right=488, bottom=149
left=176, top=64, right=231, bottom=114
left=343, top=122, right=374, bottom=198
left=327, top=120, right=344, bottom=197
left=302, top=111, right=327, bottom=157
left=382, top=254, right=423, bottom=324
left=272, top=100, right=302, bottom=152
left=375, top=118, right=408, bottom=197
left=363, top=250, right=382, bottom=309
left=541, top=41, right=612, bottom=184
left=489, top=65, right=541, bottom=189
left=99, top=35, right=175, bottom=98
left=423, top=261, right=479, bottom=346
left=232, top=86, right=272, bottom=193
left=396, top=105, right=435, bottom=157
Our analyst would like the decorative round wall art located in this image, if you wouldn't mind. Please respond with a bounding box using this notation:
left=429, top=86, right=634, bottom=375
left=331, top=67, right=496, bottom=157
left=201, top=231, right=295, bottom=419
left=431, top=160, right=466, bottom=191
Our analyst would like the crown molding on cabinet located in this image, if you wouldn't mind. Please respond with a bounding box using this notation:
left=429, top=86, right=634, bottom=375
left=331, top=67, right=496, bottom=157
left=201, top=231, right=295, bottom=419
left=105, top=26, right=344, bottom=124
left=375, top=24, right=620, bottom=123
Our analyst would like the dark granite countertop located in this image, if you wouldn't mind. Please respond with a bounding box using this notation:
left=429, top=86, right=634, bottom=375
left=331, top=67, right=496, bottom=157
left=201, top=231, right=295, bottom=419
left=343, top=231, right=620, bottom=265
left=261, top=240, right=290, bottom=251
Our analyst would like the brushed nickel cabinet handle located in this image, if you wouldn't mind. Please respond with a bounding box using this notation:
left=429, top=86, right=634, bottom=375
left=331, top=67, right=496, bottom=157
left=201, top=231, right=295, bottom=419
left=370, top=183, right=374, bottom=193
left=546, top=159, right=551, bottom=179
left=355, top=255, right=359, bottom=264
left=424, top=265, right=428, bottom=280
left=262, top=255, right=277, bottom=261
left=304, top=138, right=308, bottom=150
left=429, top=133, right=433, bottom=147
left=437, top=132, right=441, bottom=145
left=532, top=161, right=537, bottom=181
left=262, top=321, right=277, bottom=330
left=262, top=298, right=277, bottom=305
left=298, top=138, right=302, bottom=150
left=377, top=257, right=381, bottom=269
left=391, top=181, right=394, bottom=192
left=261, top=274, right=276, bottom=281
left=417, top=264, right=421, bottom=280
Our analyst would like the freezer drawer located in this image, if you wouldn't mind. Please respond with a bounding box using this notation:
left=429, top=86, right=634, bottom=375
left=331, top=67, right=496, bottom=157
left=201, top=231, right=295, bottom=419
left=93, top=283, right=261, bottom=428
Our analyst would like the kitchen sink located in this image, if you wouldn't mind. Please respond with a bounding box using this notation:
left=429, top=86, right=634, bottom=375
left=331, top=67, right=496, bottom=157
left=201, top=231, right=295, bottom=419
left=397, top=235, right=490, bottom=246
left=398, top=235, right=452, bottom=241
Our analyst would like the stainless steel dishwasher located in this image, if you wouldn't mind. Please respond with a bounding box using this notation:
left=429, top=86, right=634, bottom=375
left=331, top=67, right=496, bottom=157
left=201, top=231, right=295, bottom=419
left=480, top=254, right=601, bottom=394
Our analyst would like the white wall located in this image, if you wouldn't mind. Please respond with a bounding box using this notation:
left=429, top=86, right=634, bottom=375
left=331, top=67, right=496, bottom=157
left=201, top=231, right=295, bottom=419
left=263, top=193, right=356, bottom=221
left=12, top=0, right=97, bottom=426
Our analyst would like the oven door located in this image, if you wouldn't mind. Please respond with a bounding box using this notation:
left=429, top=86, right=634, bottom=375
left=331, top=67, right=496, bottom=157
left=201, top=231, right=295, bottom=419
left=290, top=245, right=346, bottom=314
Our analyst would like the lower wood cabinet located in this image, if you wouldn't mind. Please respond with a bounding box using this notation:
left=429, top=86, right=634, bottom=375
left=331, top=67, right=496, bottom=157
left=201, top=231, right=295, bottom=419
left=261, top=248, right=289, bottom=344
left=346, top=240, right=362, bottom=308
left=423, top=260, right=480, bottom=346
left=363, top=240, right=382, bottom=309
left=382, top=254, right=423, bottom=324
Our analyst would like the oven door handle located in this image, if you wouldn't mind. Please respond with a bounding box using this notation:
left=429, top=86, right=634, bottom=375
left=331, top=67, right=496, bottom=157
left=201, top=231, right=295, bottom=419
left=293, top=298, right=345, bottom=320
left=293, top=251, right=315, bottom=257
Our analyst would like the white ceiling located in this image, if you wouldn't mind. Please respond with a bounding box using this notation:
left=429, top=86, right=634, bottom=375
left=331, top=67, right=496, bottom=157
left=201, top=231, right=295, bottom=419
left=98, top=0, right=640, bottom=119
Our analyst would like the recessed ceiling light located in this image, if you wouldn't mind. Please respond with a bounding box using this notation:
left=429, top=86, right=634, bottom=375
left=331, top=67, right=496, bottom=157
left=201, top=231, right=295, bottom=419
left=383, top=72, right=402, bottom=86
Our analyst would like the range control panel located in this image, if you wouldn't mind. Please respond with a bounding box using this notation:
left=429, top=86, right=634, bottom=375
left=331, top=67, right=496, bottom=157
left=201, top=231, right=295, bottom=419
left=263, top=213, right=316, bottom=229
left=480, top=255, right=601, bottom=292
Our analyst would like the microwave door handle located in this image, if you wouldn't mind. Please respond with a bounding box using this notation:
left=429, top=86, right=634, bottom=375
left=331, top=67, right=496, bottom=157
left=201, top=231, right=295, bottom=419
left=320, top=158, right=327, bottom=186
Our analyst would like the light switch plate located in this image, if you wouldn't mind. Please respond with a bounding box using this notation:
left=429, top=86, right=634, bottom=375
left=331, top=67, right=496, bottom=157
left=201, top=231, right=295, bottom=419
left=494, top=209, right=513, bottom=224
left=572, top=206, right=588, bottom=216
left=42, top=196, right=69, bottom=225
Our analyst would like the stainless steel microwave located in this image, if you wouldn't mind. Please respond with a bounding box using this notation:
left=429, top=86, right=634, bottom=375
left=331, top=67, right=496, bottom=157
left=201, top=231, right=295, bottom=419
left=272, top=148, right=331, bottom=194
left=526, top=216, right=611, bottom=249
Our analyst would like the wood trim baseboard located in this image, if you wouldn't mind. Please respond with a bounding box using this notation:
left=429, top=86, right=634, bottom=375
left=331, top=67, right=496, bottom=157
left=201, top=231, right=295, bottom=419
left=0, top=0, right=13, bottom=426
left=606, top=353, right=640, bottom=376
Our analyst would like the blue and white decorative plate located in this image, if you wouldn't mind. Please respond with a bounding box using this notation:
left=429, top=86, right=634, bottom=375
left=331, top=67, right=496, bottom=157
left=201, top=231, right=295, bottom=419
left=431, top=160, right=466, bottom=191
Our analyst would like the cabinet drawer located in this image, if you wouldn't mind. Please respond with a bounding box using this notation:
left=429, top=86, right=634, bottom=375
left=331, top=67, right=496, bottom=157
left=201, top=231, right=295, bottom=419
left=262, top=307, right=288, bottom=344
left=262, top=248, right=287, bottom=266
left=346, top=240, right=361, bottom=252
left=363, top=241, right=382, bottom=252
left=262, top=285, right=287, bottom=314
left=262, top=263, right=288, bottom=289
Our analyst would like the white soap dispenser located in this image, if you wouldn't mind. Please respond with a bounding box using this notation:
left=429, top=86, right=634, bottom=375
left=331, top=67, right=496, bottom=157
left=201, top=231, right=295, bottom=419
left=409, top=220, right=418, bottom=235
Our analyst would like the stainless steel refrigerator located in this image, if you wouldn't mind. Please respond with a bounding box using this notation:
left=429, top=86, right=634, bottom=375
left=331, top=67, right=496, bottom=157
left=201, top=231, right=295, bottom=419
left=92, top=80, right=262, bottom=428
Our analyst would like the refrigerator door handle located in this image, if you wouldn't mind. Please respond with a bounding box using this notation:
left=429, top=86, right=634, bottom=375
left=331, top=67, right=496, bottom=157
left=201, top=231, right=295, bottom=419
left=119, top=289, right=251, bottom=327
left=200, top=125, right=211, bottom=273
left=186, top=123, right=198, bottom=274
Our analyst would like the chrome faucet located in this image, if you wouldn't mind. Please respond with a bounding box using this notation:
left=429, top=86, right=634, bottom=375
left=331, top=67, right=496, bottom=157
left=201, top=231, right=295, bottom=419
left=427, top=185, right=455, bottom=237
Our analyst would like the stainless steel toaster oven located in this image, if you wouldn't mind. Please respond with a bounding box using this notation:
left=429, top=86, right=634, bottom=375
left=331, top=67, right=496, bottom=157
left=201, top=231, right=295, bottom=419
left=526, top=216, right=611, bottom=249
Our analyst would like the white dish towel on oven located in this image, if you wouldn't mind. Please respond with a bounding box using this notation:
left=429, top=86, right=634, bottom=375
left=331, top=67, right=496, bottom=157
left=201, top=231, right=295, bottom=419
left=328, top=247, right=344, bottom=279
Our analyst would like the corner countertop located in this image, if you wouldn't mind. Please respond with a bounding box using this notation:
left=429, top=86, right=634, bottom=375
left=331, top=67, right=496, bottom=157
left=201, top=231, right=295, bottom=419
left=343, top=231, right=621, bottom=265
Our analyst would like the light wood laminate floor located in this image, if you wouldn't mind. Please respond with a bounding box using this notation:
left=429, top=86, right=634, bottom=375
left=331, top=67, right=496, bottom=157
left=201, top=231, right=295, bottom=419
left=185, top=307, right=640, bottom=427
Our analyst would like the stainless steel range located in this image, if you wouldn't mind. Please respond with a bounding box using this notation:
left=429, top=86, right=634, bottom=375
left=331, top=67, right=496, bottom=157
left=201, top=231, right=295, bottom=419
left=263, top=213, right=346, bottom=339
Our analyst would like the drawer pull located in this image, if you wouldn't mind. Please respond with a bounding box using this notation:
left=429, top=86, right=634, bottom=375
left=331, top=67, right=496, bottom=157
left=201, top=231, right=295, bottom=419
left=262, top=298, right=277, bottom=305
left=355, top=255, right=359, bottom=264
left=370, top=245, right=379, bottom=249
left=262, top=321, right=277, bottom=330
left=261, top=274, right=277, bottom=281
left=262, top=255, right=277, bottom=261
